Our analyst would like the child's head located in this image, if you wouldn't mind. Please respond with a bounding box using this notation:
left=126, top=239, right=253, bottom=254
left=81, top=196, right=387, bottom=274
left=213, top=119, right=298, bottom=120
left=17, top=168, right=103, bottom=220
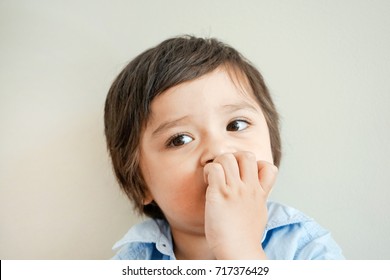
left=104, top=35, right=281, bottom=219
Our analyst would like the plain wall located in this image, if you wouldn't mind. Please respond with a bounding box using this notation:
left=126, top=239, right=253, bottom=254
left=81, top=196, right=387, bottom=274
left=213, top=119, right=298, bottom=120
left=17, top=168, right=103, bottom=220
left=1, top=0, right=389, bottom=259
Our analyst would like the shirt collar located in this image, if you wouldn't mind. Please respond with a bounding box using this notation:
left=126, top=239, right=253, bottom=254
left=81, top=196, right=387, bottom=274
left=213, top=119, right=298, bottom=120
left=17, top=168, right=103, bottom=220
left=112, top=218, right=174, bottom=257
left=113, top=201, right=312, bottom=257
left=261, top=201, right=312, bottom=242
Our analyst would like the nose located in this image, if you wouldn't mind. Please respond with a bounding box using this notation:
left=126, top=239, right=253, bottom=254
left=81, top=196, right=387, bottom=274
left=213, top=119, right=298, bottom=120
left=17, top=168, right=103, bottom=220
left=200, top=134, right=236, bottom=166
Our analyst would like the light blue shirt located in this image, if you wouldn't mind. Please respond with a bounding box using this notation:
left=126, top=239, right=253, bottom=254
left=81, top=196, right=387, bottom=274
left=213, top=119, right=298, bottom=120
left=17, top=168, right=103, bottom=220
left=111, top=201, right=344, bottom=260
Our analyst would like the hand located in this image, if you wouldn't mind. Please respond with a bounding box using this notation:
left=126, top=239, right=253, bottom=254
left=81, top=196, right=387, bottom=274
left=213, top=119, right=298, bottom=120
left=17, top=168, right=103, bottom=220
left=203, top=152, right=278, bottom=259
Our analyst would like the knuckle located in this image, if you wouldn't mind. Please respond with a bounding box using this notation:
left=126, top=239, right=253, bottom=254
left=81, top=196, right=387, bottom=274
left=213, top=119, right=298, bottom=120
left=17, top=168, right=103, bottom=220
left=243, top=151, right=256, bottom=160
left=214, top=153, right=235, bottom=164
left=206, top=162, right=223, bottom=173
left=236, top=151, right=256, bottom=161
left=270, top=164, right=279, bottom=174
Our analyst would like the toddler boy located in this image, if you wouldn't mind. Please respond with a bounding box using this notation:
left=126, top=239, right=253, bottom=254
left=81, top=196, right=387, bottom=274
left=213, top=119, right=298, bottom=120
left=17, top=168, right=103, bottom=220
left=104, top=35, right=344, bottom=259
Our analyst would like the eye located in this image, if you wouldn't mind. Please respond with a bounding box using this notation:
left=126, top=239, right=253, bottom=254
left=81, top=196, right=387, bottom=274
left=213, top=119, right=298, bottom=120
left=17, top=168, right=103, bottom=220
left=166, top=134, right=193, bottom=148
left=226, top=120, right=250, bottom=132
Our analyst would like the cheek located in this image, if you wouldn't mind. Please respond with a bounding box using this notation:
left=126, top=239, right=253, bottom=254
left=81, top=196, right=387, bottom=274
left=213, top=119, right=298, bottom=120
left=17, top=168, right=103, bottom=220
left=143, top=158, right=206, bottom=208
left=260, top=146, right=274, bottom=164
left=247, top=134, right=274, bottom=163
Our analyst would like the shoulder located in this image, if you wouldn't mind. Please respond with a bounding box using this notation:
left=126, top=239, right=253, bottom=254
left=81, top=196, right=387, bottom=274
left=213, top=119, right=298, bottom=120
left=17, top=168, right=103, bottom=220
left=111, top=218, right=174, bottom=260
left=264, top=201, right=344, bottom=260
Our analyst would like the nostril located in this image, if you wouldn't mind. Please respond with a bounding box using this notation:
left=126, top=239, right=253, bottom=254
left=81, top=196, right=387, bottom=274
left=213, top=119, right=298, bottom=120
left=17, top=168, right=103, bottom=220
left=205, top=159, right=214, bottom=164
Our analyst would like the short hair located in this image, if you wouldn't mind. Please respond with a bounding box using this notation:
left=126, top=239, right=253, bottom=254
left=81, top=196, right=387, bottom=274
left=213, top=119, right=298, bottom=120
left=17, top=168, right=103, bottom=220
left=104, top=35, right=281, bottom=219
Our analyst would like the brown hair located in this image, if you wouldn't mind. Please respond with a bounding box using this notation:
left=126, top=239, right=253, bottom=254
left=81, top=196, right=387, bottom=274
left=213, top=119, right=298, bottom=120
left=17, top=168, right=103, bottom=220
left=104, top=35, right=281, bottom=219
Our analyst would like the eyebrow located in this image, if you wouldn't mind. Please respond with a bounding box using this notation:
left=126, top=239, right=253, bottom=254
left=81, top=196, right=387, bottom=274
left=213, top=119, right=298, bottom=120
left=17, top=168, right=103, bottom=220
left=151, top=101, right=260, bottom=137
left=151, top=116, right=189, bottom=137
left=221, top=101, right=260, bottom=114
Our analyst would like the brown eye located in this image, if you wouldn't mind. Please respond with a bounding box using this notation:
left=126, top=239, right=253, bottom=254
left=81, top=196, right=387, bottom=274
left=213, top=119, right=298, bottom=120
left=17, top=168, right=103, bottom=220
left=226, top=120, right=249, bottom=131
left=167, top=134, right=193, bottom=147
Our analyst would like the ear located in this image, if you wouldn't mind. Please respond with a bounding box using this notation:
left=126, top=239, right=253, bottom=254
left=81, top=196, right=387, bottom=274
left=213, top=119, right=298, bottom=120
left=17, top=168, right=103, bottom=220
left=143, top=190, right=154, bottom=205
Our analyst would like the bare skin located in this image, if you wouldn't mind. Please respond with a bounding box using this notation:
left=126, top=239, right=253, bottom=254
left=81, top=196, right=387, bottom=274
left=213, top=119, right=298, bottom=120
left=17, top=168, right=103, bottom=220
left=139, top=67, right=278, bottom=259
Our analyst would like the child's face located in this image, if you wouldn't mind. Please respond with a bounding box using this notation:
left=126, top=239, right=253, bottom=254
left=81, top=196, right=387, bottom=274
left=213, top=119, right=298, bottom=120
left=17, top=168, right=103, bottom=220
left=139, top=67, right=273, bottom=235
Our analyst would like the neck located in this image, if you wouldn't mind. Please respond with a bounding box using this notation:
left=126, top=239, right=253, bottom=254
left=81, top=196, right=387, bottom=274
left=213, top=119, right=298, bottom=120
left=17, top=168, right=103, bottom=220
left=171, top=229, right=215, bottom=260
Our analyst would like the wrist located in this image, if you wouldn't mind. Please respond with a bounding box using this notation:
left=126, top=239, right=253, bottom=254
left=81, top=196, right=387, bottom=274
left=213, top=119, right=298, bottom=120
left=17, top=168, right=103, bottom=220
left=214, top=244, right=268, bottom=260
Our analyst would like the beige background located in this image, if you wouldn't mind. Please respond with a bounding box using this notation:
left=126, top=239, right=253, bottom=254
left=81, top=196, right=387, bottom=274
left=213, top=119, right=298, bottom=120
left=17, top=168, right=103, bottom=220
left=1, top=0, right=389, bottom=259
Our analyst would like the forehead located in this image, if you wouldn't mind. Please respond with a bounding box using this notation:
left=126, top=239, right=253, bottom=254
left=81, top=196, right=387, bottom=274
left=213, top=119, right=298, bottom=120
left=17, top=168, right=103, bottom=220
left=149, top=67, right=260, bottom=117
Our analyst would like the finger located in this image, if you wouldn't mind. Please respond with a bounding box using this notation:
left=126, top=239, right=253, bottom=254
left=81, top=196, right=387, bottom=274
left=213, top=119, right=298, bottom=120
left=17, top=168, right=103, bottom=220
left=234, top=151, right=258, bottom=186
left=257, top=161, right=278, bottom=194
left=204, top=162, right=226, bottom=191
left=213, top=153, right=241, bottom=187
